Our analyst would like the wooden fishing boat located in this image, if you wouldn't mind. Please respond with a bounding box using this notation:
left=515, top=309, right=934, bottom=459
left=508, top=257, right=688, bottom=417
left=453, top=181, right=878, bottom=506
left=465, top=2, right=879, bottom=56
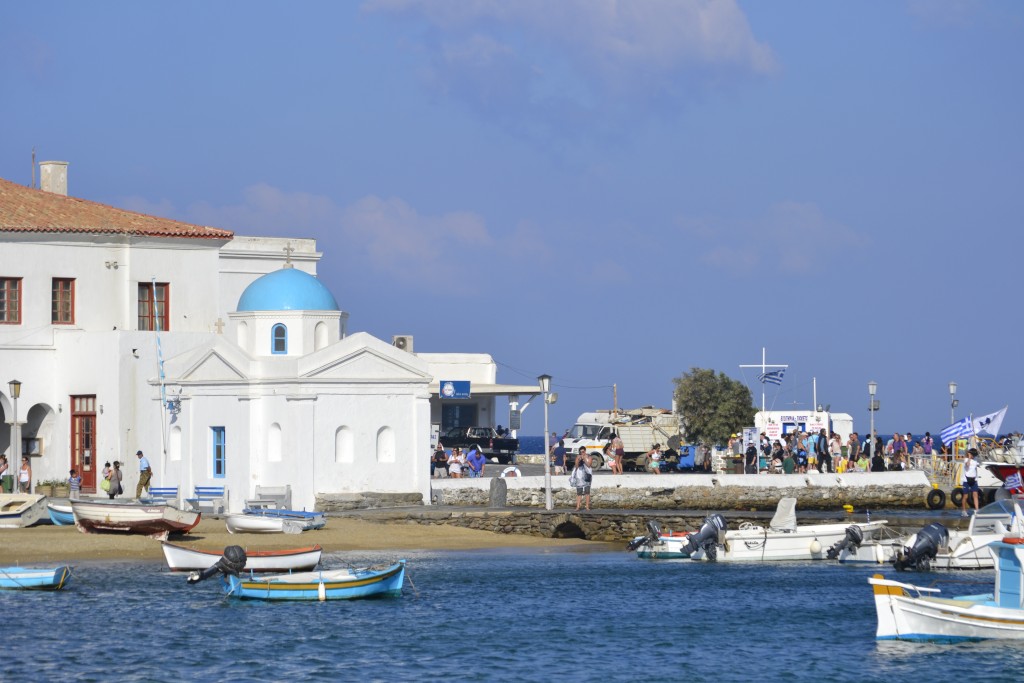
left=0, top=565, right=72, bottom=590
left=161, top=541, right=323, bottom=572
left=222, top=560, right=406, bottom=601
left=47, top=502, right=74, bottom=526
left=0, top=493, right=48, bottom=528
left=870, top=519, right=1024, bottom=641
left=71, top=499, right=201, bottom=540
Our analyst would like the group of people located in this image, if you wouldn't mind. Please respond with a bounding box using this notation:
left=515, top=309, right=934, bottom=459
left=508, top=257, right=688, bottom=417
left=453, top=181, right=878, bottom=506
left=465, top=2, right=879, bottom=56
left=740, top=429, right=926, bottom=475
left=430, top=443, right=487, bottom=479
left=0, top=454, right=32, bottom=493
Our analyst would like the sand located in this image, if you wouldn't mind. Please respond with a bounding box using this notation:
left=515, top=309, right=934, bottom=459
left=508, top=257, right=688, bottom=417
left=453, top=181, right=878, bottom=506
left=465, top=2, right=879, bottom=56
left=0, top=517, right=586, bottom=564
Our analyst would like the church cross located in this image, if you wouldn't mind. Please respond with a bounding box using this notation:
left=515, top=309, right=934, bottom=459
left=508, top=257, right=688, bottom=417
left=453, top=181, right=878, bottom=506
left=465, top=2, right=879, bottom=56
left=214, top=318, right=225, bottom=334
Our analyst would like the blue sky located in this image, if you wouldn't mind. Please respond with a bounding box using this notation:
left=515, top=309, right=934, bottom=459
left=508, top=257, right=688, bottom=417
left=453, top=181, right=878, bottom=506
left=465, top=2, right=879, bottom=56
left=3, top=1, right=1022, bottom=437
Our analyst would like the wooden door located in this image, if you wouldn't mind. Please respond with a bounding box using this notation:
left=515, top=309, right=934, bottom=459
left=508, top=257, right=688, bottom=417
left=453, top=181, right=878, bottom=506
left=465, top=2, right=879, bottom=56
left=70, top=396, right=97, bottom=491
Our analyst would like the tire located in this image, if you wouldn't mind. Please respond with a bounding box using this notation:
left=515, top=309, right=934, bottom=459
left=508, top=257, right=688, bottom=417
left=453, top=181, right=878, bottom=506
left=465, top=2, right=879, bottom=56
left=590, top=455, right=604, bottom=469
left=950, top=488, right=964, bottom=508
left=925, top=489, right=946, bottom=510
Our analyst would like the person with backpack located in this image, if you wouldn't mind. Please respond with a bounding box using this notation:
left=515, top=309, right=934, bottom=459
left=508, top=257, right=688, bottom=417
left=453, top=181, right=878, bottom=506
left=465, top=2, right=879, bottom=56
left=570, top=447, right=593, bottom=511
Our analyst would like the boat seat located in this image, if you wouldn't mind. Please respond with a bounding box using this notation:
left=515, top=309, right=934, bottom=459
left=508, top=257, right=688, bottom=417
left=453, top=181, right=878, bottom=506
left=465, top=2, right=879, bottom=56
left=185, top=485, right=228, bottom=515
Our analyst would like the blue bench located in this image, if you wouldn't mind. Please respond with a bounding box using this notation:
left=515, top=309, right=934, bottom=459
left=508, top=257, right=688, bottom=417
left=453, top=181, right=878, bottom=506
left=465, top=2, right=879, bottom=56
left=185, top=485, right=228, bottom=515
left=146, top=486, right=179, bottom=504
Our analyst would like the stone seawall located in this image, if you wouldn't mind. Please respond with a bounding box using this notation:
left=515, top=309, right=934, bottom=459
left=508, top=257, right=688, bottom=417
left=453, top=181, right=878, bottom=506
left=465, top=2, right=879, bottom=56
left=430, top=471, right=932, bottom=510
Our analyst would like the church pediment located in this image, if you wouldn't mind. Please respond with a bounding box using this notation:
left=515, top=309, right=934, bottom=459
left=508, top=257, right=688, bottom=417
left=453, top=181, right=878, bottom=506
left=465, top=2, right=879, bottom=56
left=301, top=347, right=429, bottom=381
left=180, top=349, right=248, bottom=381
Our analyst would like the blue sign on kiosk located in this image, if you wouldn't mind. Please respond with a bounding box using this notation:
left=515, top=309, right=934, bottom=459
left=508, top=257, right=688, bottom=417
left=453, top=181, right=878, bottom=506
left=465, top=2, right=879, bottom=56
left=439, top=380, right=471, bottom=399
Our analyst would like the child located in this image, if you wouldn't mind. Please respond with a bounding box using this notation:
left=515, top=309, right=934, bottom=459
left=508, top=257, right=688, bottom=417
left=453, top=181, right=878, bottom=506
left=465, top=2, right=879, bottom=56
left=68, top=468, right=82, bottom=500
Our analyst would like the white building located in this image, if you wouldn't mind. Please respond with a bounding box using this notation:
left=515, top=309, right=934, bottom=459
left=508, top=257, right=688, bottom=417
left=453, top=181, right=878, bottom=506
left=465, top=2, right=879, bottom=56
left=0, top=163, right=538, bottom=510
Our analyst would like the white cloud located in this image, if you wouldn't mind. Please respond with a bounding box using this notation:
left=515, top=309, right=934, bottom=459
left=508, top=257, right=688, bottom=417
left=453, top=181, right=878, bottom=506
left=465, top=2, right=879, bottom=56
left=681, top=201, right=868, bottom=274
left=364, top=0, right=777, bottom=129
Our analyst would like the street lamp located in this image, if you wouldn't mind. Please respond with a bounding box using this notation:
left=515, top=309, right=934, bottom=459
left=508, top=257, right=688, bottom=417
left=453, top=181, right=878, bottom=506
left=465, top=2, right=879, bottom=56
left=949, top=381, right=958, bottom=424
left=867, top=381, right=877, bottom=459
left=7, top=379, right=21, bottom=494
left=538, top=374, right=552, bottom=511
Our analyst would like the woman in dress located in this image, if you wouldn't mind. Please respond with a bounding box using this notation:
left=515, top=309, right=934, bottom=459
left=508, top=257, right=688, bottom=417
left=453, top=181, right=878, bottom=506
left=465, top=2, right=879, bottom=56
left=611, top=432, right=625, bottom=475
left=447, top=448, right=464, bottom=479
left=830, top=432, right=843, bottom=471
left=603, top=442, right=618, bottom=475
left=107, top=461, right=123, bottom=499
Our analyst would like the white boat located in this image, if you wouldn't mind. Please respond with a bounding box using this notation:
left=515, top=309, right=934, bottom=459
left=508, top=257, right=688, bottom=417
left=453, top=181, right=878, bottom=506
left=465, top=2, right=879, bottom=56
left=225, top=513, right=306, bottom=534
left=71, top=499, right=201, bottom=540
left=161, top=541, right=323, bottom=572
left=870, top=504, right=1024, bottom=641
left=705, top=499, right=887, bottom=562
left=0, top=493, right=48, bottom=528
left=630, top=499, right=888, bottom=562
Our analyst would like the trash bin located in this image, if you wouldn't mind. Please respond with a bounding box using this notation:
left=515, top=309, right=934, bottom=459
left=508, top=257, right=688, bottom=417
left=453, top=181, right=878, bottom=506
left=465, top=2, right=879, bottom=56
left=731, top=459, right=743, bottom=475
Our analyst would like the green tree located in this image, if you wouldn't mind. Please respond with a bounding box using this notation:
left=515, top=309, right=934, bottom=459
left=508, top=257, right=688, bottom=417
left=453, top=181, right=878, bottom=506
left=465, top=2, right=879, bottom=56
left=673, top=367, right=756, bottom=446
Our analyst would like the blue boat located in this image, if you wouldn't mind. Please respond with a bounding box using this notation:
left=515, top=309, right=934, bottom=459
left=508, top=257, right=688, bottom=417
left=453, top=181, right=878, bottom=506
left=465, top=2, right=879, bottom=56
left=47, top=502, right=74, bottom=526
left=0, top=566, right=73, bottom=590
left=222, top=560, right=405, bottom=601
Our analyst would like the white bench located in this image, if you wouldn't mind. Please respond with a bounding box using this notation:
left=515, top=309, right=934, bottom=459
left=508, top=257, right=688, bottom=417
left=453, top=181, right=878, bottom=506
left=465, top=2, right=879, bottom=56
left=244, top=484, right=292, bottom=510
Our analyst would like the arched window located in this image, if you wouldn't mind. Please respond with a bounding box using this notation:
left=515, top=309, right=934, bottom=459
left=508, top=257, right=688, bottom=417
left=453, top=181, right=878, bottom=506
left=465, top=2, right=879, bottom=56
left=169, top=426, right=182, bottom=462
left=271, top=323, right=287, bottom=355
left=335, top=426, right=353, bottom=463
left=314, top=321, right=328, bottom=351
left=268, top=423, right=282, bottom=462
left=376, top=426, right=396, bottom=463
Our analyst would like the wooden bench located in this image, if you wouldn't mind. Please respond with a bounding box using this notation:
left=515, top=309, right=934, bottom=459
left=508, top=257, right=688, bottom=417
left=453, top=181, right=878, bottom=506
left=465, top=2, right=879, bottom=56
left=244, top=484, right=292, bottom=510
left=146, top=486, right=179, bottom=504
left=185, top=485, right=228, bottom=515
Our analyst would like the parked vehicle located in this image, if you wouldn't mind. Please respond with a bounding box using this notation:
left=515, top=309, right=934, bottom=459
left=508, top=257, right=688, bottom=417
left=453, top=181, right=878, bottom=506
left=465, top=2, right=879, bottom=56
left=560, top=407, right=686, bottom=471
left=439, top=427, right=519, bottom=465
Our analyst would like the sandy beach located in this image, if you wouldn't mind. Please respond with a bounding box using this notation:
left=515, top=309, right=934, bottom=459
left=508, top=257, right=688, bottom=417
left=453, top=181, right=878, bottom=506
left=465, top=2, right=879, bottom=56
left=0, top=516, right=589, bottom=564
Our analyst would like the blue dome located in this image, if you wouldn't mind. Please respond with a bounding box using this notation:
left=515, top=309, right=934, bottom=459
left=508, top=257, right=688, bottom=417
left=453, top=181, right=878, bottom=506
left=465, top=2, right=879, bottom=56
left=237, top=268, right=340, bottom=312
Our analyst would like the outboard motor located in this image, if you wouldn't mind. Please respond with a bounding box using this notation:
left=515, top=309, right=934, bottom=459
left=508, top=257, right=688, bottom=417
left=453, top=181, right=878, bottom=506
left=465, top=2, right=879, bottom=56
left=680, top=514, right=728, bottom=561
left=892, top=523, right=949, bottom=572
left=186, top=545, right=248, bottom=584
left=826, top=525, right=864, bottom=560
left=626, top=520, right=662, bottom=551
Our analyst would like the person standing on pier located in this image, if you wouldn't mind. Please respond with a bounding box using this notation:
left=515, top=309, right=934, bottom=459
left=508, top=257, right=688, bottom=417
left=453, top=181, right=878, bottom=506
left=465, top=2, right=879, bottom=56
left=136, top=449, right=153, bottom=498
left=611, top=432, right=625, bottom=475
left=571, top=447, right=593, bottom=511
left=815, top=429, right=833, bottom=473
left=961, top=448, right=981, bottom=517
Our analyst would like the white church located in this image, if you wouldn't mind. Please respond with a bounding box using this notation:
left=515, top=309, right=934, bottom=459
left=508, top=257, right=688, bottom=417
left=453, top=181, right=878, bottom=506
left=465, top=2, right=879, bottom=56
left=0, top=162, right=540, bottom=511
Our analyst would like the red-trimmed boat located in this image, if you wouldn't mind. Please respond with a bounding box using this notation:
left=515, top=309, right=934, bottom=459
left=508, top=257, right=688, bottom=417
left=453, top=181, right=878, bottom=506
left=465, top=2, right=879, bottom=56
left=161, top=541, right=322, bottom=572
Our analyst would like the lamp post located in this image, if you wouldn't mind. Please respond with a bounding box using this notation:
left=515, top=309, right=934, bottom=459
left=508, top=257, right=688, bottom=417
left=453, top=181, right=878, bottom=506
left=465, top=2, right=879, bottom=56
left=539, top=374, right=552, bottom=511
left=948, top=381, right=958, bottom=424
left=8, top=379, right=21, bottom=494
left=868, top=381, right=877, bottom=459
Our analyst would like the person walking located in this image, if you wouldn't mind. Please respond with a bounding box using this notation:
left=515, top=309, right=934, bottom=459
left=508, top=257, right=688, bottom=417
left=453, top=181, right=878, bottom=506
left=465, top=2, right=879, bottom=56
left=552, top=440, right=566, bottom=475
left=571, top=447, right=593, bottom=511
left=107, top=461, right=123, bottom=499
left=135, top=449, right=153, bottom=498
left=466, top=445, right=486, bottom=478
left=961, top=448, right=981, bottom=517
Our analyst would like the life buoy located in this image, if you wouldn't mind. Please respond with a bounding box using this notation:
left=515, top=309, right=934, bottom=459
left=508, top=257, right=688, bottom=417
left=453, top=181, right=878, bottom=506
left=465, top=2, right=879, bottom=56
left=500, top=467, right=521, bottom=478
left=1003, top=536, right=1024, bottom=545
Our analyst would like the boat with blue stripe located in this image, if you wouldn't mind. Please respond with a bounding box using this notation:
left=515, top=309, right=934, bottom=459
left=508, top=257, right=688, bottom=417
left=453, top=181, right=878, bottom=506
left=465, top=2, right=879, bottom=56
left=0, top=566, right=73, bottom=591
left=223, top=561, right=406, bottom=601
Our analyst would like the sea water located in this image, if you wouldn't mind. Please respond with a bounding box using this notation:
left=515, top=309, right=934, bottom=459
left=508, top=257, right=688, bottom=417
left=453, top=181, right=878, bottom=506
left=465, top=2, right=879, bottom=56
left=3, top=548, right=1022, bottom=682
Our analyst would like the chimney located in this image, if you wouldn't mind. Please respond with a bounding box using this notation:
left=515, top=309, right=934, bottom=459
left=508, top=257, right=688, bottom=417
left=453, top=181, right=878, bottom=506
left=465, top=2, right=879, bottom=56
left=39, top=161, right=69, bottom=195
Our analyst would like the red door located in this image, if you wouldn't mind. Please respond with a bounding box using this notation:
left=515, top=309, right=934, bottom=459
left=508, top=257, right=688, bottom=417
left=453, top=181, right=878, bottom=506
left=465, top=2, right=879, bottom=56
left=70, top=396, right=97, bottom=492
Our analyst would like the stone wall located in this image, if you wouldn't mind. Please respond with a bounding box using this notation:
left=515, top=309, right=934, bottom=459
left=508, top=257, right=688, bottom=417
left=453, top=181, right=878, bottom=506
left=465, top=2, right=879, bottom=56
left=430, top=471, right=932, bottom=511
left=317, top=492, right=424, bottom=511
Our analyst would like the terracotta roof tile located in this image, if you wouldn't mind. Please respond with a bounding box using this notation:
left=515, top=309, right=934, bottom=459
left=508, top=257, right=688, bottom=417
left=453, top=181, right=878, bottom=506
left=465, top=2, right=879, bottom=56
left=0, top=177, right=233, bottom=240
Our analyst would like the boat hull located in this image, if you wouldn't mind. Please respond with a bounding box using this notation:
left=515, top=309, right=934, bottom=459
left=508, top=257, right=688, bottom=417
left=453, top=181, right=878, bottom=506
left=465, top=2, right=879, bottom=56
left=71, top=500, right=201, bottom=540
left=0, top=566, right=72, bottom=590
left=0, top=494, right=48, bottom=528
left=223, top=560, right=406, bottom=601
left=241, top=508, right=326, bottom=530
left=47, top=502, right=74, bottom=526
left=225, top=514, right=305, bottom=534
left=161, top=542, right=323, bottom=572
left=695, top=521, right=890, bottom=562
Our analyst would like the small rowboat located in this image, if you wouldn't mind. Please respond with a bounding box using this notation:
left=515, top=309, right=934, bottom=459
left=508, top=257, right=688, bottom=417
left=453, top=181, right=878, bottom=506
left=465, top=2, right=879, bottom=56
left=161, top=541, right=323, bottom=572
left=222, top=561, right=406, bottom=601
left=0, top=566, right=73, bottom=591
left=225, top=514, right=306, bottom=535
left=0, top=494, right=48, bottom=528
left=47, top=502, right=74, bottom=526
left=241, top=508, right=327, bottom=530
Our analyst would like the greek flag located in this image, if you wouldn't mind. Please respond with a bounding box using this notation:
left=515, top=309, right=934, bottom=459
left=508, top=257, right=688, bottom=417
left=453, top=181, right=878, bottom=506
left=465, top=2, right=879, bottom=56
left=940, top=417, right=973, bottom=446
left=1005, top=472, right=1022, bottom=490
left=758, top=369, right=785, bottom=386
